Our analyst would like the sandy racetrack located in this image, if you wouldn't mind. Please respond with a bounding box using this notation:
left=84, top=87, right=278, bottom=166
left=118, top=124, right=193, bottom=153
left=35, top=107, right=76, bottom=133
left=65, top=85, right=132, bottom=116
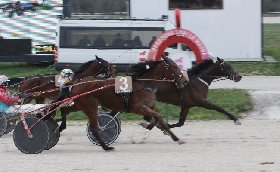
left=1, top=120, right=280, bottom=172
left=1, top=76, right=280, bottom=172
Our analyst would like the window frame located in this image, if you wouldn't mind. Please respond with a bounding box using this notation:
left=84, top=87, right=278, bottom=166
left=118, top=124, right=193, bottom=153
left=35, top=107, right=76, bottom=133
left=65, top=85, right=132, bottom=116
left=168, top=0, right=223, bottom=10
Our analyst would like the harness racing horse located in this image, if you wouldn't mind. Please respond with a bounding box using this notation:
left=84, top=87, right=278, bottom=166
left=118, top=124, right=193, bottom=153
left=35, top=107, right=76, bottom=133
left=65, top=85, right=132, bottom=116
left=133, top=57, right=242, bottom=130
left=19, top=55, right=116, bottom=104
left=20, top=56, right=116, bottom=132
left=53, top=55, right=188, bottom=133
left=69, top=55, right=188, bottom=150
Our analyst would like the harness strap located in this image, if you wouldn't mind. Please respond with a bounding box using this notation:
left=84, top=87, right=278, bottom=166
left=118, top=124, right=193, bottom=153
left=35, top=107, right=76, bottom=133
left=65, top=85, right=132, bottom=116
left=179, top=88, right=183, bottom=107
left=120, top=81, right=157, bottom=113
left=197, top=77, right=209, bottom=87
left=121, top=93, right=130, bottom=113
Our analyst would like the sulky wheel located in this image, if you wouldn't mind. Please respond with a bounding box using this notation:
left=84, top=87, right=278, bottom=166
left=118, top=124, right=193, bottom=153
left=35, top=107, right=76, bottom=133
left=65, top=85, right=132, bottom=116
left=103, top=111, right=121, bottom=134
left=87, top=113, right=120, bottom=146
left=44, top=118, right=60, bottom=150
left=115, top=115, right=121, bottom=134
left=4, top=119, right=17, bottom=134
left=0, top=113, right=7, bottom=137
left=13, top=117, right=49, bottom=154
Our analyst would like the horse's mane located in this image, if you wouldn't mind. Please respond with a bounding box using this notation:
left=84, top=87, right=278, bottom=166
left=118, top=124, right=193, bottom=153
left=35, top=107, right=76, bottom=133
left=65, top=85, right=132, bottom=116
left=187, top=59, right=214, bottom=76
left=75, top=60, right=96, bottom=74
left=126, top=60, right=163, bottom=79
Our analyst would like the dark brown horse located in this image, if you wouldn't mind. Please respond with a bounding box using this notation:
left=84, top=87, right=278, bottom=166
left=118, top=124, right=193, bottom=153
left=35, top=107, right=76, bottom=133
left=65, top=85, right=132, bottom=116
left=128, top=57, right=242, bottom=129
left=69, top=55, right=188, bottom=150
left=56, top=55, right=189, bottom=132
left=17, top=56, right=116, bottom=132
left=19, top=56, right=116, bottom=104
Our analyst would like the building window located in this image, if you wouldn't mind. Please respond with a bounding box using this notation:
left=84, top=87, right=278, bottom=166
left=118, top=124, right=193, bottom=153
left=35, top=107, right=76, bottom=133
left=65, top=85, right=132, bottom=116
left=169, top=0, right=223, bottom=10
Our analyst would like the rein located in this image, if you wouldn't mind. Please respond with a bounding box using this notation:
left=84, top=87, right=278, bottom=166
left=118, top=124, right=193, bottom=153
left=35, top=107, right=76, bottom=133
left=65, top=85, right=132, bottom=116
left=26, top=79, right=114, bottom=98
left=24, top=84, right=115, bottom=129
left=197, top=76, right=228, bottom=87
left=22, top=80, right=54, bottom=93
left=5, top=75, right=54, bottom=88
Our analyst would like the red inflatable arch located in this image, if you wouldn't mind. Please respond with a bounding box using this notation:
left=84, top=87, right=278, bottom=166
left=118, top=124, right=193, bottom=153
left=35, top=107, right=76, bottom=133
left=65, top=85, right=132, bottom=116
left=148, top=8, right=209, bottom=65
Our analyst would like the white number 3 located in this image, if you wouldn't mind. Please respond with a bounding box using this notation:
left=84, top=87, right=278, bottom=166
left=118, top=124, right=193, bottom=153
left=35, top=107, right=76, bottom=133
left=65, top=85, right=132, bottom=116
left=119, top=77, right=128, bottom=90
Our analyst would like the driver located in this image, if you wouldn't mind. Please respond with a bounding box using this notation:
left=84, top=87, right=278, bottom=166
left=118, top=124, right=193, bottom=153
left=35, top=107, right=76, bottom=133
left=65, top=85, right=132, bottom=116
left=53, top=69, right=74, bottom=106
left=58, top=69, right=74, bottom=87
left=0, top=75, right=46, bottom=116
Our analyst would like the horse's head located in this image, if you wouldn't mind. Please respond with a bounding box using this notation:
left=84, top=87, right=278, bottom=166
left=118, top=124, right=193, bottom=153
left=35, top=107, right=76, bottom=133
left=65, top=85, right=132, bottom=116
left=95, top=55, right=117, bottom=78
left=216, top=57, right=242, bottom=82
left=161, top=55, right=188, bottom=88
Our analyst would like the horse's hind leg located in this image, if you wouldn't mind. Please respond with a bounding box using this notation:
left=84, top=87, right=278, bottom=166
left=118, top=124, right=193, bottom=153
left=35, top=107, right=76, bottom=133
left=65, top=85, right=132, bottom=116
left=167, top=107, right=190, bottom=129
left=198, top=99, right=241, bottom=125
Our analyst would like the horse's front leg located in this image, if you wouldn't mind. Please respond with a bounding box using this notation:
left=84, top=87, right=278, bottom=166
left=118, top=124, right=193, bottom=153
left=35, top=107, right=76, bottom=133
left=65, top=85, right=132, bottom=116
left=155, top=112, right=185, bottom=144
left=59, top=105, right=79, bottom=132
left=138, top=106, right=185, bottom=144
left=197, top=99, right=241, bottom=125
left=139, top=115, right=158, bottom=130
left=167, top=107, right=190, bottom=129
left=74, top=97, right=114, bottom=151
left=88, top=114, right=114, bottom=151
left=35, top=97, right=46, bottom=104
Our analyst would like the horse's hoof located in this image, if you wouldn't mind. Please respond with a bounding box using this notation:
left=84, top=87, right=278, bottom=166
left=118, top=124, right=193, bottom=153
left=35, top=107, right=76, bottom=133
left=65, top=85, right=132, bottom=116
left=105, top=147, right=115, bottom=151
left=177, top=139, right=186, bottom=145
left=138, top=121, right=148, bottom=128
left=163, top=131, right=170, bottom=136
left=234, top=120, right=242, bottom=125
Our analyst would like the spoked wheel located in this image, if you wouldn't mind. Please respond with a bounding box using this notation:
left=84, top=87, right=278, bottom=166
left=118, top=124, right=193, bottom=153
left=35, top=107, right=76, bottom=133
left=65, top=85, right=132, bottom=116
left=0, top=114, right=7, bottom=137
left=87, top=113, right=120, bottom=146
left=4, top=119, right=17, bottom=134
left=13, top=117, right=49, bottom=154
left=104, top=111, right=121, bottom=134
left=44, top=118, right=60, bottom=150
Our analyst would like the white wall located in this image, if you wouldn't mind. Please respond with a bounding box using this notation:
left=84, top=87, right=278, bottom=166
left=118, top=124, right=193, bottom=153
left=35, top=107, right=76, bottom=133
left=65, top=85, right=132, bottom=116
left=131, top=0, right=262, bottom=61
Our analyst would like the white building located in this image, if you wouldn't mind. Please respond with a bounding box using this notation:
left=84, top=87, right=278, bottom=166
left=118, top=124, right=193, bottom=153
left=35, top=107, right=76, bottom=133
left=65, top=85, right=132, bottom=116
left=130, top=0, right=262, bottom=61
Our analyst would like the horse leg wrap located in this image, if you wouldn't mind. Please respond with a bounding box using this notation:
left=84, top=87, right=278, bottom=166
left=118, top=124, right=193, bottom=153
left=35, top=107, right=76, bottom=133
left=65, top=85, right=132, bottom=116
left=234, top=119, right=241, bottom=125
left=138, top=121, right=148, bottom=128
left=146, top=124, right=154, bottom=130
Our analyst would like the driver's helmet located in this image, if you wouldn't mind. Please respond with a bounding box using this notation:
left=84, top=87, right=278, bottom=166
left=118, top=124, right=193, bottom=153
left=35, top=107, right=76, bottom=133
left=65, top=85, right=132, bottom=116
left=0, top=75, right=9, bottom=86
left=60, top=69, right=74, bottom=83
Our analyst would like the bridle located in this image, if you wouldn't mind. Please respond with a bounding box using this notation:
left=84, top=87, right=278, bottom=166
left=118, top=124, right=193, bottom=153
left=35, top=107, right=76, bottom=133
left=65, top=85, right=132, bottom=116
left=163, top=58, right=187, bottom=89
left=219, top=60, right=236, bottom=81
left=94, top=59, right=114, bottom=78
left=196, top=59, right=238, bottom=87
left=201, top=60, right=236, bottom=81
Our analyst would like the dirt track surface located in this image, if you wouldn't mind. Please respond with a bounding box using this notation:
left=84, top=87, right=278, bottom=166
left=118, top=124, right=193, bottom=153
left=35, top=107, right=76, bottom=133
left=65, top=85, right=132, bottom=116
left=1, top=120, right=280, bottom=172
left=1, top=76, right=280, bottom=172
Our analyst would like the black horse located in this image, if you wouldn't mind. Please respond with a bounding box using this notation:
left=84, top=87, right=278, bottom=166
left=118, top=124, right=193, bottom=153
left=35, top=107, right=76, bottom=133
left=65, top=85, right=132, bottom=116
left=126, top=57, right=243, bottom=129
